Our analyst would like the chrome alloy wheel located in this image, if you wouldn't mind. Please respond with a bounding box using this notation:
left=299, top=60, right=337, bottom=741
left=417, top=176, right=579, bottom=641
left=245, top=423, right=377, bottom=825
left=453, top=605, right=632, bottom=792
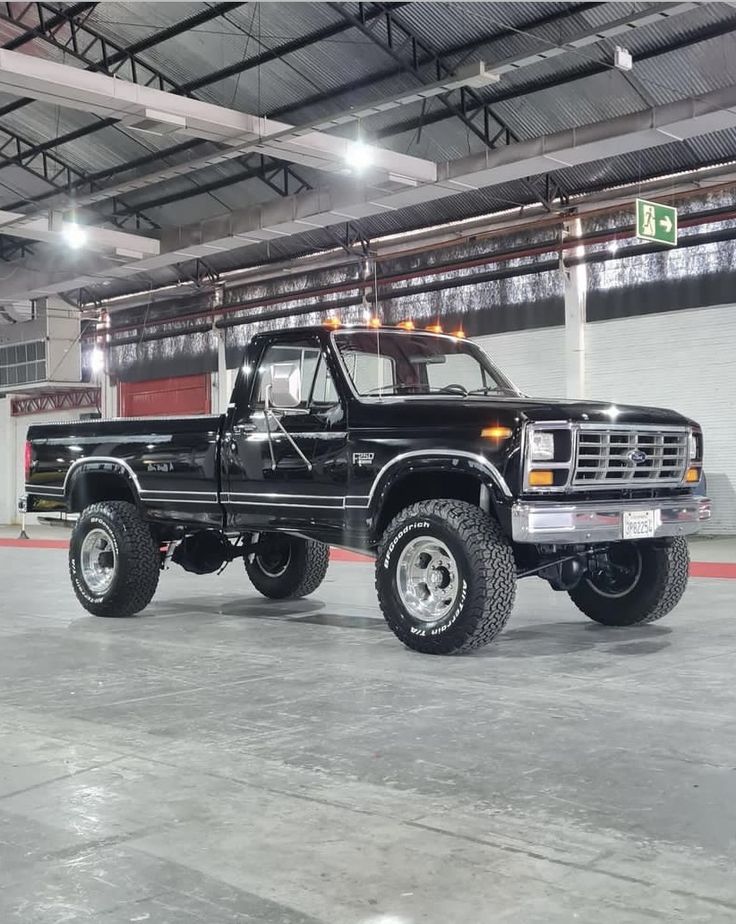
left=80, top=528, right=117, bottom=593
left=396, top=536, right=461, bottom=622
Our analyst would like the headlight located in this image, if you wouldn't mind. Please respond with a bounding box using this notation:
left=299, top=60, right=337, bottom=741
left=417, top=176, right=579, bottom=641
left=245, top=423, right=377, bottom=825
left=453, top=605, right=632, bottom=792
left=531, top=431, right=555, bottom=461
left=689, top=430, right=698, bottom=460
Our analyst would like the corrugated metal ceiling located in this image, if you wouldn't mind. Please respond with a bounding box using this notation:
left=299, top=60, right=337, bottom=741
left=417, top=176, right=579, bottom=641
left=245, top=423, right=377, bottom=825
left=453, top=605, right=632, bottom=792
left=0, top=1, right=735, bottom=296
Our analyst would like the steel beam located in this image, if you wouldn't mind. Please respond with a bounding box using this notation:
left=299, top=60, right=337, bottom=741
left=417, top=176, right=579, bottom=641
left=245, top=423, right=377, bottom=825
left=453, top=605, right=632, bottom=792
left=268, top=4, right=602, bottom=120
left=1, top=2, right=96, bottom=51
left=329, top=1, right=560, bottom=210
left=10, top=387, right=100, bottom=416
left=372, top=13, right=736, bottom=144
left=5, top=83, right=736, bottom=304
left=0, top=1, right=309, bottom=229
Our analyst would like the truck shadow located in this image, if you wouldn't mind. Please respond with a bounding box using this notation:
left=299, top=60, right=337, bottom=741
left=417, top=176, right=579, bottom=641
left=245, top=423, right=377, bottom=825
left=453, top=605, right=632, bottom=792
left=476, top=621, right=672, bottom=659
left=98, top=596, right=674, bottom=656
left=144, top=596, right=387, bottom=631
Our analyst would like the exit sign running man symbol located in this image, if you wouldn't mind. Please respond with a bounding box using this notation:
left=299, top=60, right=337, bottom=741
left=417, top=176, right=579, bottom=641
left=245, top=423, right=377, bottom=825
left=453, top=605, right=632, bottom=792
left=635, top=198, right=678, bottom=247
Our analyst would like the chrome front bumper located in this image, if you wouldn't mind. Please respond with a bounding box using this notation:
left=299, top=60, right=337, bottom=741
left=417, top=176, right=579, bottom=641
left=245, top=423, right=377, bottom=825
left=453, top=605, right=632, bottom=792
left=511, top=495, right=711, bottom=545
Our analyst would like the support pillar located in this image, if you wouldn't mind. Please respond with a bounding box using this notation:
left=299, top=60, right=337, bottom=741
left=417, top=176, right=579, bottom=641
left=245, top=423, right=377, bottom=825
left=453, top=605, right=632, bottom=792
left=0, top=396, right=15, bottom=526
left=562, top=217, right=587, bottom=399
left=217, top=326, right=229, bottom=414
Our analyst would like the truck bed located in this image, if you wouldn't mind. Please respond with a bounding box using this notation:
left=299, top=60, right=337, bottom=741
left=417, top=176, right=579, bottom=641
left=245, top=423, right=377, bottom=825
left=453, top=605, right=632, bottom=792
left=25, top=415, right=223, bottom=526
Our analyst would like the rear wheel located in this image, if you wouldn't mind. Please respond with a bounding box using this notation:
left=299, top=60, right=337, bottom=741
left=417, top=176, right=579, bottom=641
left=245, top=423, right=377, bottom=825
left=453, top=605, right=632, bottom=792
left=568, top=538, right=689, bottom=626
left=375, top=500, right=516, bottom=655
left=245, top=533, right=329, bottom=599
left=69, top=501, right=160, bottom=617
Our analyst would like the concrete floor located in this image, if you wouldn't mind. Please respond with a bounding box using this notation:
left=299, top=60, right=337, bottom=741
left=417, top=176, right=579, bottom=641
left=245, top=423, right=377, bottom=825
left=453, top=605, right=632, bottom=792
left=1, top=543, right=736, bottom=922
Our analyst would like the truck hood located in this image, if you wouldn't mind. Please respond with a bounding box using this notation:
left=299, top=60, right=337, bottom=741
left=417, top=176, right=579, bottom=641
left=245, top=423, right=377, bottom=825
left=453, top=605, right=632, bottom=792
left=498, top=394, right=692, bottom=427
left=352, top=394, right=694, bottom=429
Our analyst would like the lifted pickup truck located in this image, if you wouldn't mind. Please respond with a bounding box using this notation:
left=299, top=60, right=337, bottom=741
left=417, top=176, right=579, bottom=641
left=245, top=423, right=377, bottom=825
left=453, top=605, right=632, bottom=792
left=23, top=323, right=711, bottom=654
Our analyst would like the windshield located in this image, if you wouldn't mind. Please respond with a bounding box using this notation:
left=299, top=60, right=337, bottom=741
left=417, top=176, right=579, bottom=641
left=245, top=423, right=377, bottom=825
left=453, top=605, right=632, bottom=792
left=333, top=330, right=516, bottom=398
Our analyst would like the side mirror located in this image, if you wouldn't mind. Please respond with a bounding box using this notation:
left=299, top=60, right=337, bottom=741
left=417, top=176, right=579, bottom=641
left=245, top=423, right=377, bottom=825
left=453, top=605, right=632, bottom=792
left=268, top=362, right=302, bottom=408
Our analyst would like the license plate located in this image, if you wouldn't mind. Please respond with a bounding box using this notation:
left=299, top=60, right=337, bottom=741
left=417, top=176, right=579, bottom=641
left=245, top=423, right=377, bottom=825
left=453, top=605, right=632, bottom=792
left=622, top=510, right=656, bottom=540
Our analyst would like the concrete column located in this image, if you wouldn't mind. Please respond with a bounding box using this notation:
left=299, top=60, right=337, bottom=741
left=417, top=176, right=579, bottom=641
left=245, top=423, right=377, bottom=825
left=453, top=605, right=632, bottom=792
left=216, top=327, right=229, bottom=414
left=562, top=217, right=587, bottom=399
left=99, top=372, right=117, bottom=419
left=0, top=396, right=15, bottom=525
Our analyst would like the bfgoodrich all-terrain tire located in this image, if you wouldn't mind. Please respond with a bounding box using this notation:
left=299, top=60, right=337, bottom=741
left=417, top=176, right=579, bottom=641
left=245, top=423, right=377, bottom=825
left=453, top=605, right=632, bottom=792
left=376, top=500, right=516, bottom=655
left=69, top=501, right=160, bottom=617
left=245, top=533, right=329, bottom=599
left=568, top=538, right=689, bottom=626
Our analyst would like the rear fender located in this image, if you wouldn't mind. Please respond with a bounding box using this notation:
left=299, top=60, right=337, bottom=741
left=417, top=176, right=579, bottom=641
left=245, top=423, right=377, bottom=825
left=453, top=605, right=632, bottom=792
left=64, top=457, right=141, bottom=512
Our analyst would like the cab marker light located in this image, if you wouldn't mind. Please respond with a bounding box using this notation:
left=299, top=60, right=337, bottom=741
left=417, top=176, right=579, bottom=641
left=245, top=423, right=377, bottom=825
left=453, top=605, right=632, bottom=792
left=481, top=426, right=512, bottom=440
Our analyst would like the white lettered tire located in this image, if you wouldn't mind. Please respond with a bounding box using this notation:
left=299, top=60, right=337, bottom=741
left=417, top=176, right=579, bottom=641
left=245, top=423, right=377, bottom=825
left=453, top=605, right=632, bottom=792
left=69, top=501, right=160, bottom=617
left=375, top=499, right=516, bottom=654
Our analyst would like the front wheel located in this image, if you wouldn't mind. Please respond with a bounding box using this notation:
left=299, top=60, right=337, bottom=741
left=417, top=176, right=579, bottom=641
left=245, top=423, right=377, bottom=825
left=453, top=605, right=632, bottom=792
left=245, top=533, right=329, bottom=599
left=69, top=501, right=160, bottom=617
left=375, top=500, right=516, bottom=655
left=568, top=538, right=689, bottom=626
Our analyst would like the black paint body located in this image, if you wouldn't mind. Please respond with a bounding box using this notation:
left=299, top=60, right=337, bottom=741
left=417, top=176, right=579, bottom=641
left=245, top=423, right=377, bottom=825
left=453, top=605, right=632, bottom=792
left=24, top=326, right=696, bottom=552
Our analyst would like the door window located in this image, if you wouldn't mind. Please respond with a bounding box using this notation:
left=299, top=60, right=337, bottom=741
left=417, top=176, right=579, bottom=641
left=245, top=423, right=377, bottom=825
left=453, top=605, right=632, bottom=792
left=253, top=340, right=339, bottom=410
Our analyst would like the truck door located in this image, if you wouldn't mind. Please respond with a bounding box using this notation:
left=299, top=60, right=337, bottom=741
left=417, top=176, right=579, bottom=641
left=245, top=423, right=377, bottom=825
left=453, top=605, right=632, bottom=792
left=222, top=333, right=348, bottom=539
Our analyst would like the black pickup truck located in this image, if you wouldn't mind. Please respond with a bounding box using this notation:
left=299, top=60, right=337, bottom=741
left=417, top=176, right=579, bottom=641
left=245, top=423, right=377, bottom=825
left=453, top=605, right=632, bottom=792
left=22, top=323, right=711, bottom=654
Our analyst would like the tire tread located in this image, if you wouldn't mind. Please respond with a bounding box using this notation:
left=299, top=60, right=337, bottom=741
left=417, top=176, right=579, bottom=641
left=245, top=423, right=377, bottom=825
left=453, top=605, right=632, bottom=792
left=375, top=499, right=516, bottom=654
left=568, top=537, right=689, bottom=626
left=245, top=537, right=329, bottom=599
left=70, top=501, right=160, bottom=617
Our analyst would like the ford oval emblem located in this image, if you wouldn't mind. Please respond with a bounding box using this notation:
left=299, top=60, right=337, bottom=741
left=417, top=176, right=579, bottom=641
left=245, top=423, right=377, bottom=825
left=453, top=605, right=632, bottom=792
left=628, top=448, right=648, bottom=464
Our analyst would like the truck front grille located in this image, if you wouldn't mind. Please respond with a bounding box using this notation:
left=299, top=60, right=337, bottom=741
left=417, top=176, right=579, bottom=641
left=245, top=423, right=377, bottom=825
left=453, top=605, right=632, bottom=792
left=573, top=427, right=688, bottom=487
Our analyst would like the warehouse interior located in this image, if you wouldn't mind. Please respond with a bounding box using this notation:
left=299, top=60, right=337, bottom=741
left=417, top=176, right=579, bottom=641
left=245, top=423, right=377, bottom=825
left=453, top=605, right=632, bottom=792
left=2, top=2, right=736, bottom=921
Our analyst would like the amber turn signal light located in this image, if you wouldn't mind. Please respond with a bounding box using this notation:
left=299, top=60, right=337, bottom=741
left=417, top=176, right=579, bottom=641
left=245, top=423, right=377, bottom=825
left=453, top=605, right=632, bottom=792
left=452, top=329, right=466, bottom=338
left=481, top=426, right=512, bottom=440
left=369, top=317, right=382, bottom=328
left=529, top=470, right=554, bottom=487
left=425, top=323, right=443, bottom=333
left=685, top=467, right=701, bottom=483
left=323, top=317, right=341, bottom=329
left=397, top=320, right=415, bottom=330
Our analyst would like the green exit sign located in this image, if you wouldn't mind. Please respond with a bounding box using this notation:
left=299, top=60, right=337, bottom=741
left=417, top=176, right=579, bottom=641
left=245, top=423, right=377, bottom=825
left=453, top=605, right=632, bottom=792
left=636, top=198, right=677, bottom=247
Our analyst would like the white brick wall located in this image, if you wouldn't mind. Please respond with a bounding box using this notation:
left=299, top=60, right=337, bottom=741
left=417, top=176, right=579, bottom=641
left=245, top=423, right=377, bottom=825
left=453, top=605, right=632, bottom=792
left=585, top=305, right=736, bottom=534
left=475, top=327, right=567, bottom=399
left=0, top=405, right=81, bottom=526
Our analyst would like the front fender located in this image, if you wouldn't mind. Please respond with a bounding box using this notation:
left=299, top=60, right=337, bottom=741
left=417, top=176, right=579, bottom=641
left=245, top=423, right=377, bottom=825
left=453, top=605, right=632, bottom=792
left=367, top=450, right=512, bottom=528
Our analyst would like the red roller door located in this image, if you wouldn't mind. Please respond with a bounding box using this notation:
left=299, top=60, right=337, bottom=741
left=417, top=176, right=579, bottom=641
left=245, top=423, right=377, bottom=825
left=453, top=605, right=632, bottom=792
left=119, top=373, right=211, bottom=418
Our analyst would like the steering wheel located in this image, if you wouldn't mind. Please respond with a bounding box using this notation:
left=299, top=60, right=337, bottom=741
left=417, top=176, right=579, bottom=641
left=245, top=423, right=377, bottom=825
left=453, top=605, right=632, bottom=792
left=438, top=384, right=468, bottom=396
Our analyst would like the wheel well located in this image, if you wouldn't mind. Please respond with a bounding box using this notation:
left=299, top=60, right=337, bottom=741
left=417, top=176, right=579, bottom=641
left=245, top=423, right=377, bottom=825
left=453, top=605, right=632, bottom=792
left=376, top=471, right=483, bottom=536
left=68, top=471, right=137, bottom=512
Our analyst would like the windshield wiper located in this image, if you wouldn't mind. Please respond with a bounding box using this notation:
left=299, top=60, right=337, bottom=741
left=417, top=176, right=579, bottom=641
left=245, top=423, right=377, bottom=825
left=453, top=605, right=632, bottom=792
left=468, top=385, right=506, bottom=395
left=364, top=384, right=466, bottom=396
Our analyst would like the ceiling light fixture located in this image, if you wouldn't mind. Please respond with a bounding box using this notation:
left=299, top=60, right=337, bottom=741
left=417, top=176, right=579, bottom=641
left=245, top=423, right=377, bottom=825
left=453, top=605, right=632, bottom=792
left=348, top=139, right=374, bottom=172
left=63, top=222, right=87, bottom=249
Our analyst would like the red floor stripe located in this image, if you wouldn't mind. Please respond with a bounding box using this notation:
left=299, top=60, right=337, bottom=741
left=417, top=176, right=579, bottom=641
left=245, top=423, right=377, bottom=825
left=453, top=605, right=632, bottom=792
left=689, top=561, right=736, bottom=580
left=329, top=547, right=374, bottom=563
left=2, top=538, right=735, bottom=578
left=0, top=538, right=70, bottom=549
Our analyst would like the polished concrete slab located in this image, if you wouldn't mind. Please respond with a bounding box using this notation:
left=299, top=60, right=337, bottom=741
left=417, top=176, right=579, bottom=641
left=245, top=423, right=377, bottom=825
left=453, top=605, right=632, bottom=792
left=1, top=544, right=735, bottom=922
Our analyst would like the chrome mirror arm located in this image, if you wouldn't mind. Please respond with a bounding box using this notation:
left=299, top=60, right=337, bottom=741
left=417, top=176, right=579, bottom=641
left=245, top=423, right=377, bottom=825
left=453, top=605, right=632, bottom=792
left=265, top=384, right=313, bottom=471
